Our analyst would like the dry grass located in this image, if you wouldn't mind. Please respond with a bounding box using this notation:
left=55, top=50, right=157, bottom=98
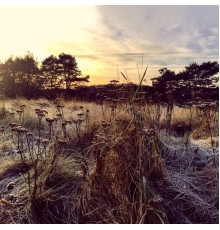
left=0, top=97, right=218, bottom=224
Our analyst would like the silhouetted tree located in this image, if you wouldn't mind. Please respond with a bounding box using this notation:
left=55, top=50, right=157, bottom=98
left=0, top=57, right=16, bottom=97
left=41, top=55, right=61, bottom=90
left=41, top=53, right=90, bottom=92
left=151, top=61, right=219, bottom=104
left=57, top=53, right=89, bottom=90
left=151, top=68, right=176, bottom=96
left=177, top=61, right=219, bottom=88
left=0, top=52, right=42, bottom=97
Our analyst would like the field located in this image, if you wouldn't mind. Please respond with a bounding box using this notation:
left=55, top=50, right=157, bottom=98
left=0, top=95, right=218, bottom=224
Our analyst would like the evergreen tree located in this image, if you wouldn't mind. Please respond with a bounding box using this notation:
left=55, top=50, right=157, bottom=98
left=41, top=55, right=61, bottom=89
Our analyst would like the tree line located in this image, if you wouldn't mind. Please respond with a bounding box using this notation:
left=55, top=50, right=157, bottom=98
left=0, top=52, right=218, bottom=102
left=0, top=52, right=89, bottom=98
left=151, top=61, right=219, bottom=103
left=62, top=61, right=218, bottom=104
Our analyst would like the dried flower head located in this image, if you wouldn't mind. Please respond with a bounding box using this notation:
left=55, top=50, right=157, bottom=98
left=42, top=109, right=48, bottom=114
left=16, top=126, right=28, bottom=134
left=110, top=79, right=119, bottom=84
left=42, top=138, right=49, bottom=146
left=10, top=122, right=18, bottom=128
left=65, top=120, right=72, bottom=124
left=57, top=139, right=68, bottom=146
left=35, top=108, right=41, bottom=113
left=16, top=109, right=23, bottom=114
left=20, top=104, right=26, bottom=108
left=77, top=113, right=84, bottom=118
left=37, top=111, right=45, bottom=119
left=46, top=118, right=55, bottom=125
left=26, top=132, right=33, bottom=137
left=58, top=104, right=65, bottom=108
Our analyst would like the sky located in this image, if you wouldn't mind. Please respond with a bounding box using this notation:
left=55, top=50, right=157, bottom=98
left=0, top=2, right=219, bottom=85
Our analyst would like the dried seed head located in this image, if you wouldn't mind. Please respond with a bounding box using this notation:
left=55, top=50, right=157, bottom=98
left=42, top=138, right=49, bottom=145
left=57, top=140, right=68, bottom=145
left=35, top=108, right=41, bottom=113
left=37, top=112, right=45, bottom=118
left=11, top=127, right=17, bottom=132
left=35, top=137, right=41, bottom=141
left=20, top=104, right=26, bottom=108
left=16, top=109, right=23, bottom=114
left=26, top=132, right=33, bottom=137
left=110, top=79, right=119, bottom=83
left=46, top=118, right=54, bottom=125
left=77, top=113, right=84, bottom=118
left=16, top=126, right=28, bottom=134
left=9, top=122, right=18, bottom=127
left=58, top=104, right=65, bottom=108
left=42, top=109, right=48, bottom=114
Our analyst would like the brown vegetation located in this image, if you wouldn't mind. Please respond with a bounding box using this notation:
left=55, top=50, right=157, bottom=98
left=0, top=81, right=218, bottom=224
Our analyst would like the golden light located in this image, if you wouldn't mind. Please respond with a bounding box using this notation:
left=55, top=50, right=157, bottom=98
left=0, top=5, right=99, bottom=60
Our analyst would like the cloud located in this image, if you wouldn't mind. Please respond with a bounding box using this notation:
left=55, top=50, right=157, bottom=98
left=43, top=5, right=219, bottom=84
left=0, top=5, right=218, bottom=85
left=92, top=6, right=218, bottom=77
left=166, top=24, right=179, bottom=31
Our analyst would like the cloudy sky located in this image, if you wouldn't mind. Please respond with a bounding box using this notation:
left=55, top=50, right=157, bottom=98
left=0, top=4, right=218, bottom=85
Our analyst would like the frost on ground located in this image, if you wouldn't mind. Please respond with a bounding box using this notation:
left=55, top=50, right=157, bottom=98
left=0, top=99, right=218, bottom=224
left=158, top=132, right=218, bottom=224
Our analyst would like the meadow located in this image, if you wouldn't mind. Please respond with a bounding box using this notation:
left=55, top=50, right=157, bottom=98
left=0, top=89, right=218, bottom=224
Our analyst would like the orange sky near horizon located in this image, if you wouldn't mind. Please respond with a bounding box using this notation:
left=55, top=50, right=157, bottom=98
left=0, top=5, right=218, bottom=85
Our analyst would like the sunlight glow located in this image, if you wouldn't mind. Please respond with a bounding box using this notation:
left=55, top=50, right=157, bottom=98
left=0, top=6, right=99, bottom=60
left=0, top=5, right=218, bottom=85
